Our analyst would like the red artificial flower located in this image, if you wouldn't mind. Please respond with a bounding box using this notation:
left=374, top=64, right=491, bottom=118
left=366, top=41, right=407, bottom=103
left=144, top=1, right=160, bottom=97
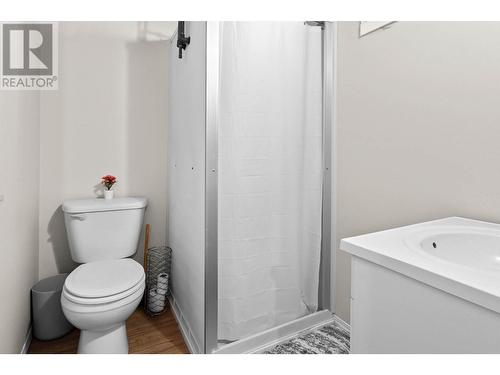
left=101, top=175, right=117, bottom=190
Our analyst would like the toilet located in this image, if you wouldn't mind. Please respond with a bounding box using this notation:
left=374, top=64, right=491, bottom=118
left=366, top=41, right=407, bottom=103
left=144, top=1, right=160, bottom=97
left=60, top=197, right=147, bottom=354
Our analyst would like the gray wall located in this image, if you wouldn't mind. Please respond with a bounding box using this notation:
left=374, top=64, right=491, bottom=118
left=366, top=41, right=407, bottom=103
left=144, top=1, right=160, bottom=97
left=0, top=91, right=40, bottom=353
left=38, top=22, right=171, bottom=279
left=336, top=21, right=500, bottom=322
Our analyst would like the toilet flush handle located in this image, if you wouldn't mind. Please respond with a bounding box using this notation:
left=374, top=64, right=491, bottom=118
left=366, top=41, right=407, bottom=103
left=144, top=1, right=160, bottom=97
left=69, top=214, right=87, bottom=221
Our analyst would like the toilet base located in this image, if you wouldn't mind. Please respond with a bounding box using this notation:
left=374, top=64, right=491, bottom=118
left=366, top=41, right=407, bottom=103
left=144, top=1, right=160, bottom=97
left=78, top=324, right=128, bottom=354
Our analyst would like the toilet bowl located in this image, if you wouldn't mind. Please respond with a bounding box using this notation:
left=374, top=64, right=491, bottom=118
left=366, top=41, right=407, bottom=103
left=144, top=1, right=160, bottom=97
left=61, top=258, right=145, bottom=354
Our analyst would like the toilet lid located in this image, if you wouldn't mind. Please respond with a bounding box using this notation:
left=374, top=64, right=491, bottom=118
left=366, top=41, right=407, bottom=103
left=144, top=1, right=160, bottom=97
left=65, top=258, right=145, bottom=298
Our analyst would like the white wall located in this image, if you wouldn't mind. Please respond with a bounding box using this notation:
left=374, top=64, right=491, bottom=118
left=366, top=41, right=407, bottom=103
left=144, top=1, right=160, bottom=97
left=38, top=22, right=172, bottom=278
left=167, top=21, right=206, bottom=353
left=0, top=91, right=40, bottom=353
left=336, top=22, right=500, bottom=322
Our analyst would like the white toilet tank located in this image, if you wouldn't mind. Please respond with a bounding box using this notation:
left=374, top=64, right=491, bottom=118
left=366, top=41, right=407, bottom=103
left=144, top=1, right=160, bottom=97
left=62, top=197, right=147, bottom=263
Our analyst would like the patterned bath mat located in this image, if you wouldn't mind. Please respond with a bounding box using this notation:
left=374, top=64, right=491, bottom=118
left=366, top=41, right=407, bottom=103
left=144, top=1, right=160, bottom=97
left=263, top=320, right=350, bottom=354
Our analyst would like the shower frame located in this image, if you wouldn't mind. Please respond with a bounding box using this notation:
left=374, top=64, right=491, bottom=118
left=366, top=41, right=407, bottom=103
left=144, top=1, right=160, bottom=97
left=203, top=21, right=337, bottom=354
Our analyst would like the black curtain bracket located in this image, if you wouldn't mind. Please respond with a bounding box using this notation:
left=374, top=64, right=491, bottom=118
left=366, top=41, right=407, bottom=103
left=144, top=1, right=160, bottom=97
left=177, top=21, right=191, bottom=59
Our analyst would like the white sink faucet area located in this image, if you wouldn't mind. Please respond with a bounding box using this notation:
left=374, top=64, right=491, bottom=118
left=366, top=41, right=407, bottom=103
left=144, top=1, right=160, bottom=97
left=341, top=217, right=500, bottom=354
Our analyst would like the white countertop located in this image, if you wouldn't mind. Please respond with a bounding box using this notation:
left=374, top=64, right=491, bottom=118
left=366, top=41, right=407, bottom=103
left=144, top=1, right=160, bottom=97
left=340, top=217, right=500, bottom=314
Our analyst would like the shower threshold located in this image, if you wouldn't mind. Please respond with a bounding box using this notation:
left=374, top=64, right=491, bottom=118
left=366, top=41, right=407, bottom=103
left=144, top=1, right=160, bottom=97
left=213, top=310, right=345, bottom=354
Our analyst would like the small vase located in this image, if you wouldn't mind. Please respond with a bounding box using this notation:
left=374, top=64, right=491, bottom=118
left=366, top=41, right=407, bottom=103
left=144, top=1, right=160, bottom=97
left=104, top=190, right=114, bottom=200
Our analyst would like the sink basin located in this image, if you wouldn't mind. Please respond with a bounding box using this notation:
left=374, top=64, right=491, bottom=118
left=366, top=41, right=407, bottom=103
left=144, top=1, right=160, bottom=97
left=405, top=228, right=500, bottom=272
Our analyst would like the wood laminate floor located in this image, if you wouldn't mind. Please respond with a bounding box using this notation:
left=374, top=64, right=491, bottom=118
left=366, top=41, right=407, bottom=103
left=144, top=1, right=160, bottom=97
left=28, top=307, right=189, bottom=354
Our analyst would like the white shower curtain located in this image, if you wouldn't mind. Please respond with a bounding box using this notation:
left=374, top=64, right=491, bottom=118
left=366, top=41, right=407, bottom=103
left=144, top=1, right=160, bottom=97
left=218, top=22, right=323, bottom=341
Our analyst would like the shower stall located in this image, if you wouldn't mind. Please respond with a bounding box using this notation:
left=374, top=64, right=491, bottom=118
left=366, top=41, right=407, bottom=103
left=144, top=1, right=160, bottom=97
left=167, top=21, right=336, bottom=354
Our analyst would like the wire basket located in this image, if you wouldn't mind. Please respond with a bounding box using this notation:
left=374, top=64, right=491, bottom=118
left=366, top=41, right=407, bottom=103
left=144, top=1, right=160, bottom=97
left=144, top=246, right=172, bottom=316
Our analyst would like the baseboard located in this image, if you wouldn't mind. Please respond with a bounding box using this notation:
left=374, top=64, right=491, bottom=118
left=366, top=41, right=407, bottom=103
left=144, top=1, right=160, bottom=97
left=214, top=310, right=336, bottom=354
left=167, top=293, right=201, bottom=354
left=20, top=325, right=32, bottom=354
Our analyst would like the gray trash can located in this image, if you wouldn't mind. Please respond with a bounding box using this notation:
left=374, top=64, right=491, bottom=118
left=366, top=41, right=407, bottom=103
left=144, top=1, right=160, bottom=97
left=31, top=274, right=73, bottom=340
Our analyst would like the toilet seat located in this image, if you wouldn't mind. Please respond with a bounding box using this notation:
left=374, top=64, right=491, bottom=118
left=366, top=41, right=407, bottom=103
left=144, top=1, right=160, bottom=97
left=63, top=258, right=145, bottom=305
left=61, top=281, right=145, bottom=315
left=63, top=275, right=145, bottom=305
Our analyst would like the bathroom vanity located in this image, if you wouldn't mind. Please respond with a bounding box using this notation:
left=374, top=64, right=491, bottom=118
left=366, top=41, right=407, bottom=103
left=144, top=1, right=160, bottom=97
left=341, top=217, right=500, bottom=353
